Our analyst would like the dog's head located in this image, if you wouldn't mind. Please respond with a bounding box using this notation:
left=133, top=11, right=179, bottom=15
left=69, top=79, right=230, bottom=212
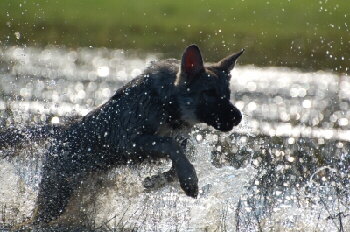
left=175, top=45, right=244, bottom=132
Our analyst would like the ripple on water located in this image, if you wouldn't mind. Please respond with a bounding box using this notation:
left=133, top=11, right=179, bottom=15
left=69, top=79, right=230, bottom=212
left=0, top=46, right=349, bottom=231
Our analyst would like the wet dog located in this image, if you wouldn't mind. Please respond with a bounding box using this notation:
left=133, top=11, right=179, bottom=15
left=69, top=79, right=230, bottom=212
left=0, top=45, right=244, bottom=224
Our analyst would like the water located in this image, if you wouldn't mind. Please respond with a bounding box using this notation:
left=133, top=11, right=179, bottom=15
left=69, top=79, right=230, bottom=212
left=0, top=46, right=349, bottom=231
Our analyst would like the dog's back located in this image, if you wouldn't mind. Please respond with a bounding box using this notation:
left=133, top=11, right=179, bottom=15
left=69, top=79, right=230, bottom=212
left=1, top=45, right=245, bottom=225
left=61, top=59, right=181, bottom=153
left=0, top=59, right=180, bottom=157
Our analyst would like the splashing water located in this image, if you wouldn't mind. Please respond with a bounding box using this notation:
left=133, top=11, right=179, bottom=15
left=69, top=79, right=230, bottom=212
left=0, top=46, right=349, bottom=231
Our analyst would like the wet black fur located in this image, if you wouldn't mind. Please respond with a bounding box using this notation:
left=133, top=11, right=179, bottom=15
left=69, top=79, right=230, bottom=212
left=0, top=45, right=244, bottom=224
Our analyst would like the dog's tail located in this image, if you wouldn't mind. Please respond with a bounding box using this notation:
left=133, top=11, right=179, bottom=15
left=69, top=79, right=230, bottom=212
left=0, top=124, right=65, bottom=157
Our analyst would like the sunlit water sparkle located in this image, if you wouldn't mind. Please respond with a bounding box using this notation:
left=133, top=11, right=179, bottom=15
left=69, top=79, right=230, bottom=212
left=0, top=46, right=349, bottom=231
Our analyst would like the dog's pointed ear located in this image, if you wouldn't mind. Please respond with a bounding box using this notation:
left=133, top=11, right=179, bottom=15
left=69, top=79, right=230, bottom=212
left=217, top=49, right=245, bottom=71
left=178, top=45, right=204, bottom=83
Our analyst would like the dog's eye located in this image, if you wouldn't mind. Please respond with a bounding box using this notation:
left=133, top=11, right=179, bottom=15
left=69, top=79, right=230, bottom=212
left=203, top=89, right=217, bottom=97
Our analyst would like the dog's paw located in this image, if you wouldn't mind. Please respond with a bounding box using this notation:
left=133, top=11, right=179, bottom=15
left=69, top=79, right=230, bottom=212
left=180, top=176, right=198, bottom=198
left=143, top=168, right=177, bottom=191
left=178, top=164, right=198, bottom=198
left=143, top=174, right=167, bottom=190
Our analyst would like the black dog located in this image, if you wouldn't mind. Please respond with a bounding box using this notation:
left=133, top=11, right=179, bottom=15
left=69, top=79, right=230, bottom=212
left=0, top=45, right=244, bottom=224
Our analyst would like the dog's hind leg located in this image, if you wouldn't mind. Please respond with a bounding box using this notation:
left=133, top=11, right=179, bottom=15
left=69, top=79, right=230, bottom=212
left=33, top=160, right=77, bottom=224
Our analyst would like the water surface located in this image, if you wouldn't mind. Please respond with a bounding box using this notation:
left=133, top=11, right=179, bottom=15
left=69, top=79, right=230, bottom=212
left=0, top=46, right=349, bottom=231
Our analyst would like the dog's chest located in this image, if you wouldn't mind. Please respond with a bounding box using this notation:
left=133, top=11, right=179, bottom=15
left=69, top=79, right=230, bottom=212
left=156, top=123, right=190, bottom=141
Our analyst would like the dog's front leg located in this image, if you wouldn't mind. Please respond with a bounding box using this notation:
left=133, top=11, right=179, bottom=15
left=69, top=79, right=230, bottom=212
left=133, top=135, right=198, bottom=198
left=143, top=138, right=189, bottom=190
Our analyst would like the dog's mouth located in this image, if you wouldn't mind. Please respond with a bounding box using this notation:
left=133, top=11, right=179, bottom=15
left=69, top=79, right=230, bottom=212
left=214, top=123, right=229, bottom=132
left=212, top=105, right=242, bottom=132
left=196, top=99, right=242, bottom=132
left=214, top=125, right=231, bottom=132
left=212, top=117, right=242, bottom=132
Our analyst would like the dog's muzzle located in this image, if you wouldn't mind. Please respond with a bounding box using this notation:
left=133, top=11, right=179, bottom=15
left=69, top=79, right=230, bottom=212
left=196, top=99, right=242, bottom=132
left=211, top=101, right=242, bottom=132
left=215, top=106, right=242, bottom=132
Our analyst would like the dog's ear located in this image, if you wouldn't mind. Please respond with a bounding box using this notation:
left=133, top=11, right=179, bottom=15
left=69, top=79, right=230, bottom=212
left=178, top=45, right=204, bottom=84
left=217, top=49, right=245, bottom=71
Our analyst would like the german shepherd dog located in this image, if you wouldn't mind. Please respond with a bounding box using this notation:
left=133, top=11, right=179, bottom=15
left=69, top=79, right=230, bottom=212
left=0, top=45, right=244, bottom=224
